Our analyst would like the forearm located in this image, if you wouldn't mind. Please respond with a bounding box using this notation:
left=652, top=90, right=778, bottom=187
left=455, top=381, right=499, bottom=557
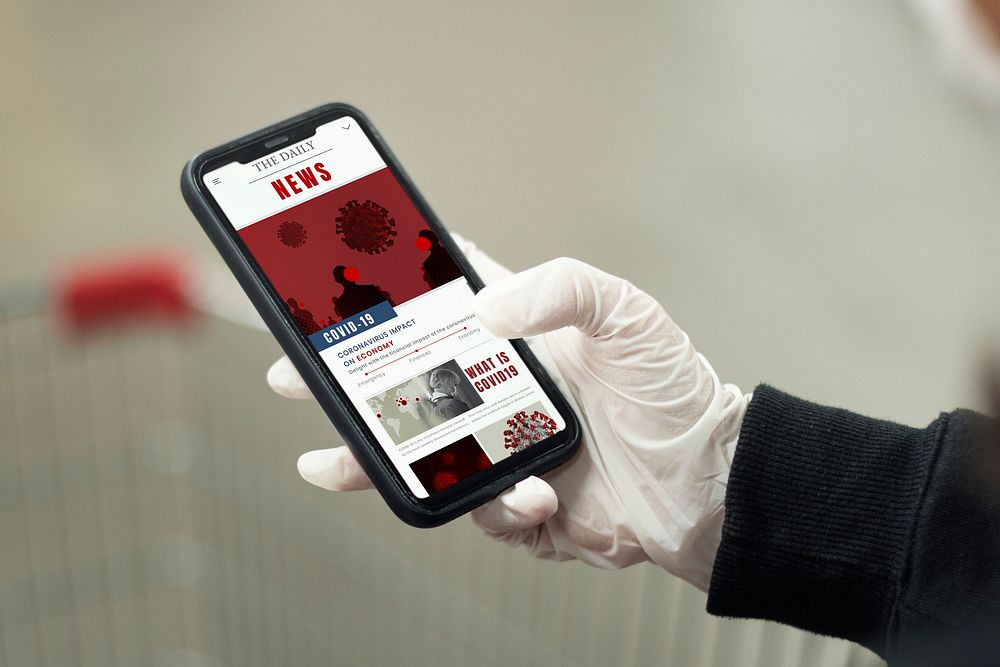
left=706, top=386, right=1000, bottom=658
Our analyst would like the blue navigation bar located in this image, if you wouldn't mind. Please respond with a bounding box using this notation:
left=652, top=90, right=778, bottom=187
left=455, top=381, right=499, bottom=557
left=307, top=301, right=397, bottom=352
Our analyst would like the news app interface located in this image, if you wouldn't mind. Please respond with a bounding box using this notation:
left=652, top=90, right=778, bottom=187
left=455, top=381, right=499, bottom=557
left=205, top=117, right=565, bottom=498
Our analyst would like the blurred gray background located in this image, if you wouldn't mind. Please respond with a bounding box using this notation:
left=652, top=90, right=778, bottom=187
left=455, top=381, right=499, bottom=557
left=2, top=0, right=999, bottom=665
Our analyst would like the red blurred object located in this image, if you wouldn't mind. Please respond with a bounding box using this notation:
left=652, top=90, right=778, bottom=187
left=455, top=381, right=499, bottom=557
left=55, top=252, right=194, bottom=332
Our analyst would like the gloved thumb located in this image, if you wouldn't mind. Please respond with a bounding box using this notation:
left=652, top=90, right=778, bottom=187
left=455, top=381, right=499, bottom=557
left=473, top=256, right=703, bottom=405
left=472, top=257, right=660, bottom=341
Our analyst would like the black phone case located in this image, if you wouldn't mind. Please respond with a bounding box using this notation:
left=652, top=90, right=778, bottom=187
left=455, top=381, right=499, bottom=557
left=181, top=103, right=580, bottom=528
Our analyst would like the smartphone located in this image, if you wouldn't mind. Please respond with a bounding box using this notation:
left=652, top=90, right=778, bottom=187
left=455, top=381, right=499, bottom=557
left=181, top=103, right=580, bottom=527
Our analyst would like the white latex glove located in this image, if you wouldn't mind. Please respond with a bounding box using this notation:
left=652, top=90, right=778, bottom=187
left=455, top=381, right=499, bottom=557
left=268, top=236, right=749, bottom=591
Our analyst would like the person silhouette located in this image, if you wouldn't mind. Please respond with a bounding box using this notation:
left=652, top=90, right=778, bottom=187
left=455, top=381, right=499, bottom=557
left=331, top=265, right=393, bottom=320
left=285, top=297, right=321, bottom=335
left=416, top=229, right=462, bottom=289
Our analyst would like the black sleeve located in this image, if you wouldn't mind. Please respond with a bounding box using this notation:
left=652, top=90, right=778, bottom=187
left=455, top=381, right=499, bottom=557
left=706, top=385, right=1000, bottom=660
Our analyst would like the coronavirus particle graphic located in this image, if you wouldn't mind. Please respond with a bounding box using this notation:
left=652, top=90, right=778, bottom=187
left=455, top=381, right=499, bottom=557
left=335, top=199, right=397, bottom=254
left=277, top=220, right=308, bottom=248
left=503, top=410, right=558, bottom=453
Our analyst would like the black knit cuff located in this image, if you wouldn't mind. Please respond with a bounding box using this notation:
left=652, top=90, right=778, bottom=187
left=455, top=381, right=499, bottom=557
left=706, top=385, right=940, bottom=656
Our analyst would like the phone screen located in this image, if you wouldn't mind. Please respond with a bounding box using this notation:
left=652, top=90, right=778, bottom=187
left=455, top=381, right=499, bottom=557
left=203, top=116, right=566, bottom=498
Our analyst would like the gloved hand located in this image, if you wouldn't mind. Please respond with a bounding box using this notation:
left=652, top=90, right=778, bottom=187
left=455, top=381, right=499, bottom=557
left=268, top=236, right=750, bottom=591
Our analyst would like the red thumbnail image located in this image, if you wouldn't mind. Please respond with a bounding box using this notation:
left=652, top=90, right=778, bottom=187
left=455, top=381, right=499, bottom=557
left=409, top=435, right=492, bottom=494
left=238, top=167, right=461, bottom=334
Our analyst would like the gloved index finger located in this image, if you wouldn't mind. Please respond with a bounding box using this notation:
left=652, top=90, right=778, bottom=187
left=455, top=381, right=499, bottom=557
left=267, top=355, right=313, bottom=399
left=298, top=446, right=374, bottom=491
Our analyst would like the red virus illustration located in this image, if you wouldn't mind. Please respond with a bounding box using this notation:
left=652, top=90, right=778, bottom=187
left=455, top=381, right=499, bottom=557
left=409, top=435, right=491, bottom=494
left=432, top=470, right=458, bottom=492
left=503, top=410, right=558, bottom=453
left=277, top=220, right=308, bottom=248
left=335, top=199, right=397, bottom=255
